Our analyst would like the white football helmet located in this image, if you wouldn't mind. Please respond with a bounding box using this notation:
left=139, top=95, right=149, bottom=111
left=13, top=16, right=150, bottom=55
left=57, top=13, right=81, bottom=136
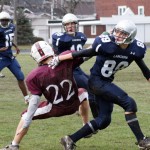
left=31, top=41, right=54, bottom=63
left=113, top=20, right=137, bottom=44
left=0, top=11, right=11, bottom=28
left=62, top=13, right=79, bottom=33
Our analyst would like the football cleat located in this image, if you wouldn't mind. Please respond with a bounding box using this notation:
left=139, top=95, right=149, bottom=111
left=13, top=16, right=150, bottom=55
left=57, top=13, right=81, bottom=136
left=0, top=72, right=5, bottom=78
left=138, top=137, right=150, bottom=150
left=0, top=144, right=19, bottom=150
left=60, top=135, right=76, bottom=150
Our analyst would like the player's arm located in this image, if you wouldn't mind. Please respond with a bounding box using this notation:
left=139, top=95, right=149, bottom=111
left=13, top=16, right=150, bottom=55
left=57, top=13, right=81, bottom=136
left=22, top=95, right=40, bottom=128
left=17, top=94, right=40, bottom=135
left=0, top=47, right=8, bottom=51
left=135, top=59, right=150, bottom=81
left=59, top=48, right=96, bottom=61
left=49, top=48, right=96, bottom=69
left=12, top=42, right=20, bottom=54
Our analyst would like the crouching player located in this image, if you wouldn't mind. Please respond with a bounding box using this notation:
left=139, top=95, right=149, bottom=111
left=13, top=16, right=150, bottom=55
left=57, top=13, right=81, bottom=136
left=0, top=41, right=90, bottom=150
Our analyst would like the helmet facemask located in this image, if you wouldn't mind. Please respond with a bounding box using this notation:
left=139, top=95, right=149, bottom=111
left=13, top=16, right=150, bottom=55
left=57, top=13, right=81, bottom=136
left=63, top=22, right=78, bottom=36
left=62, top=13, right=79, bottom=36
left=112, top=20, right=137, bottom=45
left=0, top=19, right=11, bottom=28
left=113, top=28, right=130, bottom=44
left=0, top=12, right=11, bottom=28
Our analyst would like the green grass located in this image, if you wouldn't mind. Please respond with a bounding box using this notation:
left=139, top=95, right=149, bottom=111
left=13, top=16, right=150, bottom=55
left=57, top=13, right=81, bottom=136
left=12, top=45, right=32, bottom=51
left=0, top=50, right=150, bottom=150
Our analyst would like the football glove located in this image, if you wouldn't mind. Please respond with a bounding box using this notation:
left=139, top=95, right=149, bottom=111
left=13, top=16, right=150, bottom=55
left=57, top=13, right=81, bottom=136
left=24, top=95, right=30, bottom=104
left=48, top=56, right=60, bottom=69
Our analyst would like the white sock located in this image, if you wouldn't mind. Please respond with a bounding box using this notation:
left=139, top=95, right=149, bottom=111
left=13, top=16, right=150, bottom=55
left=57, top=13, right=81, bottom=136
left=12, top=141, right=19, bottom=146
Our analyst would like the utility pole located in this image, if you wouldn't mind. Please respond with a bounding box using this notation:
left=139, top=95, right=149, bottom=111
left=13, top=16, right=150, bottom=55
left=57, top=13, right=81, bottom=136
left=51, top=0, right=54, bottom=20
left=13, top=0, right=17, bottom=44
left=0, top=0, right=4, bottom=12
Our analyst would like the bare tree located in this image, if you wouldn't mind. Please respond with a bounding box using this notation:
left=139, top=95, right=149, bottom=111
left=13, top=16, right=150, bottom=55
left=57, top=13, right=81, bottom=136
left=61, top=0, right=81, bottom=14
left=0, top=0, right=4, bottom=12
left=0, top=0, right=11, bottom=12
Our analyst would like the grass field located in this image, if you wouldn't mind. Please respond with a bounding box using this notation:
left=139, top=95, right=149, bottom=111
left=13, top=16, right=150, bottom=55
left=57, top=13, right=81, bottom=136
left=0, top=49, right=150, bottom=150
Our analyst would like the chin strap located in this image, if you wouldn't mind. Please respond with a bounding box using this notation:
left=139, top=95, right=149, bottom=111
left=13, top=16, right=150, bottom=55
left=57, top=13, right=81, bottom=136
left=67, top=32, right=75, bottom=36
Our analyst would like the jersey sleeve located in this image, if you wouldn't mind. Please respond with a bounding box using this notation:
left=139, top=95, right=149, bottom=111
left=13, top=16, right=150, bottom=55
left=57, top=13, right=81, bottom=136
left=129, top=39, right=146, bottom=61
left=77, top=32, right=87, bottom=45
left=135, top=40, right=146, bottom=60
left=26, top=72, right=42, bottom=96
left=92, top=35, right=118, bottom=55
left=60, top=50, right=84, bottom=68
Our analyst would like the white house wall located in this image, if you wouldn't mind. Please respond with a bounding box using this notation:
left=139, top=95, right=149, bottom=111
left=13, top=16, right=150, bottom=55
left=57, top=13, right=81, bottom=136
left=145, top=24, right=150, bottom=43
left=31, top=15, right=150, bottom=45
left=136, top=24, right=145, bottom=42
left=32, top=18, right=50, bottom=42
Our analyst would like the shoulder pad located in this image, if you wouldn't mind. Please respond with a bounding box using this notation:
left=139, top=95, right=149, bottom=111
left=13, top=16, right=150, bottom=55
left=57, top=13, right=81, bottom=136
left=131, top=39, right=146, bottom=59
left=76, top=32, right=87, bottom=40
left=52, top=32, right=64, bottom=39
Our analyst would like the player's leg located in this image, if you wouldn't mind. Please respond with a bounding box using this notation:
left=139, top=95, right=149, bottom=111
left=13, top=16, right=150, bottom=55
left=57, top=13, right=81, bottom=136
left=89, top=75, right=150, bottom=149
left=60, top=96, right=113, bottom=149
left=0, top=118, right=28, bottom=150
left=0, top=100, right=52, bottom=150
left=0, top=57, right=9, bottom=78
left=17, top=80, right=28, bottom=98
left=78, top=88, right=89, bottom=125
left=78, top=88, right=94, bottom=138
left=73, top=69, right=99, bottom=118
left=12, top=118, right=29, bottom=146
left=8, top=59, right=29, bottom=100
left=79, top=101, right=89, bottom=125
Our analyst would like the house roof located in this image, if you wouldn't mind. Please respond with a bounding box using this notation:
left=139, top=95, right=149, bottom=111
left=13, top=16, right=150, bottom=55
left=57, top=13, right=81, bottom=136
left=100, top=15, right=150, bottom=25
left=75, top=1, right=95, bottom=16
left=123, top=7, right=135, bottom=16
left=17, top=0, right=96, bottom=19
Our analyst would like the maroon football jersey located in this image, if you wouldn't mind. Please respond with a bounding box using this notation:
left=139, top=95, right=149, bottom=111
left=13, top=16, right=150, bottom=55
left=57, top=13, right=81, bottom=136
left=25, top=51, right=84, bottom=117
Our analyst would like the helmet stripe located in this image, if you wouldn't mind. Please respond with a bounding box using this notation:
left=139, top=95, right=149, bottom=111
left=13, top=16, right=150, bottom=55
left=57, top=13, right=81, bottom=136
left=35, top=42, right=45, bottom=56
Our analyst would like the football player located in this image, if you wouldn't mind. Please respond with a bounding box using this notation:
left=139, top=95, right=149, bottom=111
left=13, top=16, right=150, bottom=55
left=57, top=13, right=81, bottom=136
left=0, top=11, right=29, bottom=102
left=0, top=41, right=90, bottom=150
left=49, top=20, right=150, bottom=150
left=52, top=13, right=99, bottom=119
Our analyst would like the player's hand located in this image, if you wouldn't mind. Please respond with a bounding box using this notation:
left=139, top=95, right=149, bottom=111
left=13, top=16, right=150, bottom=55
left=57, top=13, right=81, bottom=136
left=24, top=95, right=30, bottom=105
left=15, top=47, right=20, bottom=54
left=0, top=47, right=8, bottom=52
left=48, top=56, right=60, bottom=69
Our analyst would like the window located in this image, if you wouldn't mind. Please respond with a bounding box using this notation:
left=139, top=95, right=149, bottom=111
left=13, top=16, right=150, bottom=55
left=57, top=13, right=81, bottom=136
left=91, top=25, right=96, bottom=35
left=118, top=6, right=127, bottom=15
left=138, top=6, right=144, bottom=15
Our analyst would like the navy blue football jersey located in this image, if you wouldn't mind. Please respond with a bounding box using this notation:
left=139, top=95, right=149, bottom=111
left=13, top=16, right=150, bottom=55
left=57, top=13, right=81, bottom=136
left=0, top=31, right=6, bottom=46
left=52, top=32, right=87, bottom=54
left=91, top=34, right=146, bottom=81
left=0, top=23, right=15, bottom=57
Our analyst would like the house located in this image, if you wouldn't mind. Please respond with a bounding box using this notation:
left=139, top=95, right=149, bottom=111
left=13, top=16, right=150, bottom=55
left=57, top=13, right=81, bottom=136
left=94, top=0, right=150, bottom=44
left=47, top=0, right=150, bottom=44
left=1, top=0, right=150, bottom=44
left=27, top=0, right=99, bottom=44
